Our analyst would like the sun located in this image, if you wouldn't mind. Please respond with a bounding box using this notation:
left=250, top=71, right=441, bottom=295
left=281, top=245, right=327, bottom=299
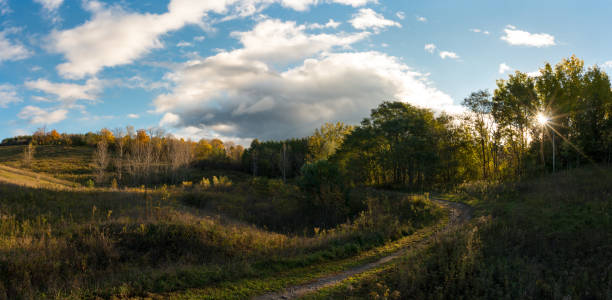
left=536, top=113, right=549, bottom=125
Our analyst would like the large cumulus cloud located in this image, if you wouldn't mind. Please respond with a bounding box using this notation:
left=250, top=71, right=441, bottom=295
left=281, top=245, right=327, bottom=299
left=153, top=19, right=458, bottom=140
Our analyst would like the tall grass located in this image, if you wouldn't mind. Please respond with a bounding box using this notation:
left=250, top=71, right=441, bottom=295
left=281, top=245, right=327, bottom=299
left=314, top=166, right=612, bottom=299
left=0, top=177, right=443, bottom=299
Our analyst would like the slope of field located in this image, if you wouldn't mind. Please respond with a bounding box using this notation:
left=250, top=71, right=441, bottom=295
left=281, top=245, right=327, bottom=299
left=0, top=145, right=94, bottom=184
left=307, top=166, right=612, bottom=299
left=0, top=164, right=78, bottom=189
left=0, top=145, right=448, bottom=299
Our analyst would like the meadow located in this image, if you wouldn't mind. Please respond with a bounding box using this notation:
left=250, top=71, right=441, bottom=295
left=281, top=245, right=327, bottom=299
left=307, top=166, right=612, bottom=299
left=0, top=145, right=444, bottom=299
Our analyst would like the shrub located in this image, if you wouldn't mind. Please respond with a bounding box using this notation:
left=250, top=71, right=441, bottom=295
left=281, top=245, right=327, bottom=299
left=212, top=176, right=232, bottom=191
left=200, top=177, right=211, bottom=189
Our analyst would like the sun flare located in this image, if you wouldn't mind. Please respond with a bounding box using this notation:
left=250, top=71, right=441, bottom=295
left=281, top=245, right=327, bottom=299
left=536, top=113, right=549, bottom=125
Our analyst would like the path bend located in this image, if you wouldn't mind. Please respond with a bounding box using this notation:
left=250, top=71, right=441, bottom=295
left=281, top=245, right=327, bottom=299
left=252, top=198, right=472, bottom=300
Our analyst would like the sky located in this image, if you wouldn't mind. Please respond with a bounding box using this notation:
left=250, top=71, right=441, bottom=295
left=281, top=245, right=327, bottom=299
left=1, top=0, right=611, bottom=144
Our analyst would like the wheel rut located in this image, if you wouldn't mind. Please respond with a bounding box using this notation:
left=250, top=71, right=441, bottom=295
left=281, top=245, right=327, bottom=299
left=252, top=198, right=472, bottom=300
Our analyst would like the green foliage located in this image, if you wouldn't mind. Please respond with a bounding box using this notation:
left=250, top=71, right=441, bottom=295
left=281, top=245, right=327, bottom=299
left=332, top=101, right=476, bottom=190
left=86, top=178, right=95, bottom=188
left=241, top=138, right=309, bottom=178
left=307, top=122, right=353, bottom=162
left=299, top=159, right=343, bottom=197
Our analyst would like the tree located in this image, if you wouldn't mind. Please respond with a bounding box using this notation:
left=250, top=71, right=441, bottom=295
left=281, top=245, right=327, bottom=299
left=48, top=130, right=61, bottom=144
left=112, top=128, right=128, bottom=181
left=492, top=71, right=537, bottom=178
left=462, top=90, right=493, bottom=180
left=279, top=143, right=288, bottom=182
left=307, top=122, right=353, bottom=162
left=333, top=101, right=444, bottom=190
left=99, top=128, right=115, bottom=145
left=23, top=143, right=35, bottom=167
left=195, top=139, right=213, bottom=160
left=136, top=129, right=149, bottom=144
left=298, top=159, right=346, bottom=226
left=93, top=139, right=109, bottom=184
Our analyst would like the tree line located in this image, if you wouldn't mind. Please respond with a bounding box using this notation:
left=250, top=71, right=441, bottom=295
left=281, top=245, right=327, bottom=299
left=4, top=56, right=609, bottom=190
left=241, top=56, right=611, bottom=192
left=3, top=126, right=245, bottom=186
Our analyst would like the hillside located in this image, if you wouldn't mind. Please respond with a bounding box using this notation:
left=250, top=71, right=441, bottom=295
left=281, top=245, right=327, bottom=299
left=307, top=166, right=612, bottom=299
left=0, top=145, right=448, bottom=299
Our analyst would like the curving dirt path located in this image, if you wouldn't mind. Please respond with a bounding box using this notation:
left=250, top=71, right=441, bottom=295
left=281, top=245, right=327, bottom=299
left=252, top=198, right=472, bottom=300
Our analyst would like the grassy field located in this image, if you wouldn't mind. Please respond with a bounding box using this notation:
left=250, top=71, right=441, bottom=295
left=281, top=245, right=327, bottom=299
left=5, top=144, right=606, bottom=299
left=0, top=145, right=94, bottom=184
left=306, top=166, right=612, bottom=299
left=0, top=146, right=445, bottom=299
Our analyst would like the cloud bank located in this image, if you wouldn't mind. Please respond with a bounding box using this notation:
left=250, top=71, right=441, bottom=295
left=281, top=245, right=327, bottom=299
left=152, top=19, right=458, bottom=140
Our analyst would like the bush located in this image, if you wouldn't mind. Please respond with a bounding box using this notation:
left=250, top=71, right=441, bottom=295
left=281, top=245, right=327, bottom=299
left=200, top=177, right=211, bottom=189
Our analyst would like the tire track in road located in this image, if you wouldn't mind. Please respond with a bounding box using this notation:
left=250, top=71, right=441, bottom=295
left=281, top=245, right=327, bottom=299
left=252, top=198, right=472, bottom=300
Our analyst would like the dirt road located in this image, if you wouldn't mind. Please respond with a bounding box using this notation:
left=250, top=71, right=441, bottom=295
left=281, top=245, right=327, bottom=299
left=252, top=198, right=472, bottom=300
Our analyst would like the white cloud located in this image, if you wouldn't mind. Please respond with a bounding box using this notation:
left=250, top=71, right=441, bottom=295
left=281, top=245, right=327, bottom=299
left=127, top=113, right=140, bottom=119
left=153, top=48, right=459, bottom=140
left=526, top=70, right=541, bottom=77
left=48, top=0, right=382, bottom=78
left=119, top=76, right=169, bottom=91
left=225, top=0, right=375, bottom=19
left=177, top=41, right=193, bottom=47
left=469, top=28, right=489, bottom=35
left=308, top=19, right=341, bottom=29
left=13, top=129, right=30, bottom=136
left=439, top=51, right=459, bottom=60
left=278, top=0, right=375, bottom=11
left=349, top=8, right=401, bottom=31
left=34, top=0, right=63, bottom=11
left=501, top=25, right=556, bottom=47
left=396, top=11, right=405, bottom=20
left=0, top=84, right=21, bottom=108
left=601, top=61, right=612, bottom=69
left=171, top=125, right=253, bottom=146
left=328, top=0, right=377, bottom=7
left=416, top=16, right=427, bottom=22
left=18, top=105, right=68, bottom=125
left=0, top=29, right=32, bottom=63
left=0, top=0, right=10, bottom=15
left=499, top=63, right=512, bottom=74
left=194, top=36, right=206, bottom=42
left=230, top=19, right=368, bottom=64
left=159, top=112, right=181, bottom=126
left=152, top=19, right=459, bottom=140
left=48, top=0, right=237, bottom=79
left=34, top=0, right=64, bottom=23
left=25, top=78, right=103, bottom=103
left=424, top=43, right=436, bottom=53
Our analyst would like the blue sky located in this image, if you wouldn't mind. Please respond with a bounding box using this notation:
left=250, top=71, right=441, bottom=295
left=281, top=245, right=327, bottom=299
left=1, top=0, right=611, bottom=144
